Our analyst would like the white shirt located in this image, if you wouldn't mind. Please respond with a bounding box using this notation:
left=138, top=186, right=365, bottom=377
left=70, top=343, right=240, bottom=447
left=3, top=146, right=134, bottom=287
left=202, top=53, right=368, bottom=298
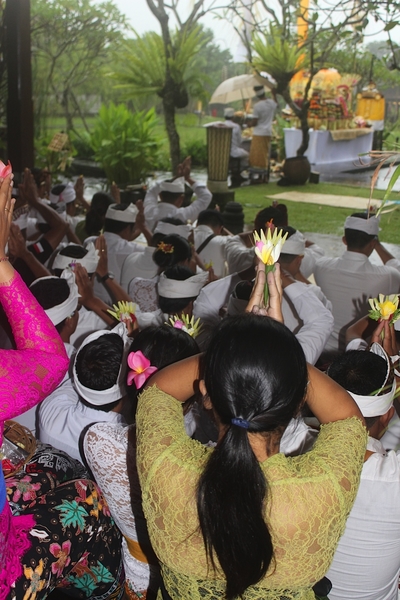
left=314, top=251, right=400, bottom=353
left=69, top=307, right=110, bottom=349
left=327, top=436, right=400, bottom=600
left=85, top=231, right=146, bottom=304
left=38, top=379, right=125, bottom=462
left=252, top=98, right=277, bottom=136
left=194, top=225, right=228, bottom=278
left=13, top=342, right=76, bottom=434
left=144, top=181, right=212, bottom=232
left=120, top=246, right=158, bottom=292
left=194, top=275, right=333, bottom=364
left=224, top=121, right=249, bottom=158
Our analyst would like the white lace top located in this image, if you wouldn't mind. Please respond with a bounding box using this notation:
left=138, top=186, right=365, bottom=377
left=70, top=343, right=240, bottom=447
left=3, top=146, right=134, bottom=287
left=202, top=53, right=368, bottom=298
left=83, top=422, right=159, bottom=595
left=128, top=276, right=159, bottom=313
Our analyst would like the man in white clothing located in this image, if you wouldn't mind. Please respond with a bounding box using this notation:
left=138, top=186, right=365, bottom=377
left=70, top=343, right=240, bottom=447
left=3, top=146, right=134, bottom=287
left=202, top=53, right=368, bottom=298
left=226, top=207, right=324, bottom=278
left=38, top=324, right=129, bottom=462
left=314, top=213, right=400, bottom=355
left=224, top=108, right=249, bottom=170
left=194, top=210, right=229, bottom=278
left=326, top=345, right=400, bottom=600
left=248, top=86, right=277, bottom=173
left=86, top=202, right=147, bottom=304
left=144, top=156, right=212, bottom=232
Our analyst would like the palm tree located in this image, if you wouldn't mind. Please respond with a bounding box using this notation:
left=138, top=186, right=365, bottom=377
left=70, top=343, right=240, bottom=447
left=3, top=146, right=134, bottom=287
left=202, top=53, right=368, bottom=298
left=113, top=26, right=211, bottom=172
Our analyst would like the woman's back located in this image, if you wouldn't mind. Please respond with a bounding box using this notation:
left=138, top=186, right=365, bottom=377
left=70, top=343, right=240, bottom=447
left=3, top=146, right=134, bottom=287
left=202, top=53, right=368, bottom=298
left=136, top=386, right=366, bottom=599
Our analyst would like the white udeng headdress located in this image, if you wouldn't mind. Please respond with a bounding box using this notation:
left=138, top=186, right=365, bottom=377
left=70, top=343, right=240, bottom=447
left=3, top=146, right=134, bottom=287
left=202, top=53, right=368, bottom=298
left=105, top=203, right=138, bottom=223
left=344, top=215, right=380, bottom=236
left=49, top=182, right=76, bottom=205
left=281, top=230, right=306, bottom=255
left=347, top=343, right=396, bottom=417
left=153, top=221, right=192, bottom=239
left=158, top=271, right=209, bottom=299
left=52, top=242, right=100, bottom=273
left=73, top=322, right=130, bottom=406
left=159, top=177, right=186, bottom=194
left=30, top=270, right=79, bottom=326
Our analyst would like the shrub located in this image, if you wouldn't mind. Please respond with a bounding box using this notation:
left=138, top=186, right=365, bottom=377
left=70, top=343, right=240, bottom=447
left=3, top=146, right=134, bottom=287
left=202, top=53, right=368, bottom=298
left=90, top=103, right=161, bottom=185
left=182, top=138, right=207, bottom=167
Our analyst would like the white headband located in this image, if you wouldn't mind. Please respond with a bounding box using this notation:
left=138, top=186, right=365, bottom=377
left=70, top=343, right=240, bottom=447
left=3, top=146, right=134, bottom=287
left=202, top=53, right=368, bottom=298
left=224, top=108, right=235, bottom=118
left=159, top=177, right=185, bottom=194
left=282, top=231, right=305, bottom=255
left=255, top=88, right=265, bottom=97
left=49, top=182, right=76, bottom=205
left=12, top=205, right=29, bottom=231
left=73, top=322, right=130, bottom=406
left=105, top=203, right=138, bottom=223
left=53, top=242, right=99, bottom=273
left=344, top=215, right=380, bottom=236
left=347, top=343, right=396, bottom=417
left=158, top=271, right=209, bottom=299
left=30, top=270, right=79, bottom=326
left=153, top=221, right=192, bottom=239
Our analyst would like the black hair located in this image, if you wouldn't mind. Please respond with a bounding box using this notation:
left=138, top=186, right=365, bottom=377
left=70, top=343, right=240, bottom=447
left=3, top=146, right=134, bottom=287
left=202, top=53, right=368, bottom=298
left=344, top=212, right=375, bottom=250
left=153, top=234, right=192, bottom=271
left=85, top=192, right=113, bottom=237
left=59, top=245, right=88, bottom=259
left=51, top=184, right=67, bottom=196
left=30, top=277, right=70, bottom=333
left=197, top=210, right=224, bottom=229
left=197, top=314, right=307, bottom=599
left=75, top=333, right=124, bottom=411
left=104, top=204, right=135, bottom=234
left=159, top=191, right=183, bottom=204
left=327, top=350, right=388, bottom=397
left=126, top=325, right=199, bottom=412
left=254, top=206, right=287, bottom=231
left=160, top=217, right=185, bottom=226
left=158, top=265, right=196, bottom=314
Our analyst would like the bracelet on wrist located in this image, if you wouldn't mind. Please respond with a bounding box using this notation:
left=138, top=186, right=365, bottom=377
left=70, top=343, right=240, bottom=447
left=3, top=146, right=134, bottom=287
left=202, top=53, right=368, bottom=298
left=0, top=256, right=9, bottom=262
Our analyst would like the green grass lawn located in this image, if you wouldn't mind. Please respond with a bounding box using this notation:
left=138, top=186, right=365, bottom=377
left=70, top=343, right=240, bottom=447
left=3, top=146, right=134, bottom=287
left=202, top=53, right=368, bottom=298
left=233, top=181, right=400, bottom=244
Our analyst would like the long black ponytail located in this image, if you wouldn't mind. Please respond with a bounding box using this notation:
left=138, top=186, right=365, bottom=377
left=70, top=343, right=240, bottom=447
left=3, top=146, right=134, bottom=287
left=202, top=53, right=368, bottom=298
left=197, top=314, right=308, bottom=599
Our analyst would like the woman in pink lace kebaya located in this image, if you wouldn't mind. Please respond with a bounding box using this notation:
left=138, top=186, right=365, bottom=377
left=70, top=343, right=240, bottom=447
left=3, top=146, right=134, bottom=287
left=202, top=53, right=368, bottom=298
left=0, top=174, right=124, bottom=600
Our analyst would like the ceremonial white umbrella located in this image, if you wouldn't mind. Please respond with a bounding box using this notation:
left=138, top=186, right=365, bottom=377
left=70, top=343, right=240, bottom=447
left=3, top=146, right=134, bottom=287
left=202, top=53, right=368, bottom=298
left=210, top=73, right=275, bottom=104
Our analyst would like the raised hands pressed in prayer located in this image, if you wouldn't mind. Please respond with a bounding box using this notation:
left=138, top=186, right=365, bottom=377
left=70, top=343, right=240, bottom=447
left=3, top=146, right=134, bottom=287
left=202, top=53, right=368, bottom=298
left=95, top=234, right=109, bottom=279
left=18, top=168, right=38, bottom=205
left=246, top=259, right=283, bottom=322
left=8, top=223, right=27, bottom=259
left=75, top=263, right=95, bottom=306
left=110, top=181, right=121, bottom=204
left=371, top=319, right=399, bottom=359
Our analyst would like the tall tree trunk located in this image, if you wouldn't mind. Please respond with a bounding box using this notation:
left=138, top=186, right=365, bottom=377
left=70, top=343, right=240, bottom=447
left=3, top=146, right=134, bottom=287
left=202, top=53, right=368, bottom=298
left=163, top=81, right=180, bottom=174
left=281, top=86, right=310, bottom=157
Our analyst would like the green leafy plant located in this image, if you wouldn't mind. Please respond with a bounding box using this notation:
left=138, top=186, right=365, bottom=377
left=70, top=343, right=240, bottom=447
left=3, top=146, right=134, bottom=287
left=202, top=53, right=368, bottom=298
left=90, top=103, right=161, bottom=185
left=182, top=139, right=207, bottom=167
left=252, top=25, right=307, bottom=95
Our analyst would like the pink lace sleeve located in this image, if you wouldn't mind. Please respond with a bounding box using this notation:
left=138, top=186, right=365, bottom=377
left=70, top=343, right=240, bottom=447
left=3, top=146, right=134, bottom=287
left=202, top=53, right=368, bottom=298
left=0, top=271, right=68, bottom=425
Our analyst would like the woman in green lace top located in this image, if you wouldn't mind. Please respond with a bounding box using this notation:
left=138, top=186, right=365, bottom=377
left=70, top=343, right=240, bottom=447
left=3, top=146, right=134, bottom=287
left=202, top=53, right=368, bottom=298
left=136, top=266, right=367, bottom=600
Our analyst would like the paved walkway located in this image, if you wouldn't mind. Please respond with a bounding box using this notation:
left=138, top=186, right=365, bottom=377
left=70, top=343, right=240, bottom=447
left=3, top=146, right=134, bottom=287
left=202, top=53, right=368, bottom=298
left=268, top=191, right=379, bottom=211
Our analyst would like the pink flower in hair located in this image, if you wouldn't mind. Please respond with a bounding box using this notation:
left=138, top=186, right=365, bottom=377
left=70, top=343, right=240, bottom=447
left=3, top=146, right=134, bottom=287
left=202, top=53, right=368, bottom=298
left=0, top=160, right=12, bottom=178
left=127, top=350, right=158, bottom=388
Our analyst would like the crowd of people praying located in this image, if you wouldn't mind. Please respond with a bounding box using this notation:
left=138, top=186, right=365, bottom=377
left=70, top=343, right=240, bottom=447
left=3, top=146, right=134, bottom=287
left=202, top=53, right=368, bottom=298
left=0, top=155, right=400, bottom=600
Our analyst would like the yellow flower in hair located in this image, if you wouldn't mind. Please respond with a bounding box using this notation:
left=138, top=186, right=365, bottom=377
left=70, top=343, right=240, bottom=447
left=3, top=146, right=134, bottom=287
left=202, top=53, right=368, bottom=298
left=157, top=241, right=174, bottom=254
left=369, top=294, right=400, bottom=324
left=253, top=228, right=288, bottom=265
left=107, top=301, right=137, bottom=324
